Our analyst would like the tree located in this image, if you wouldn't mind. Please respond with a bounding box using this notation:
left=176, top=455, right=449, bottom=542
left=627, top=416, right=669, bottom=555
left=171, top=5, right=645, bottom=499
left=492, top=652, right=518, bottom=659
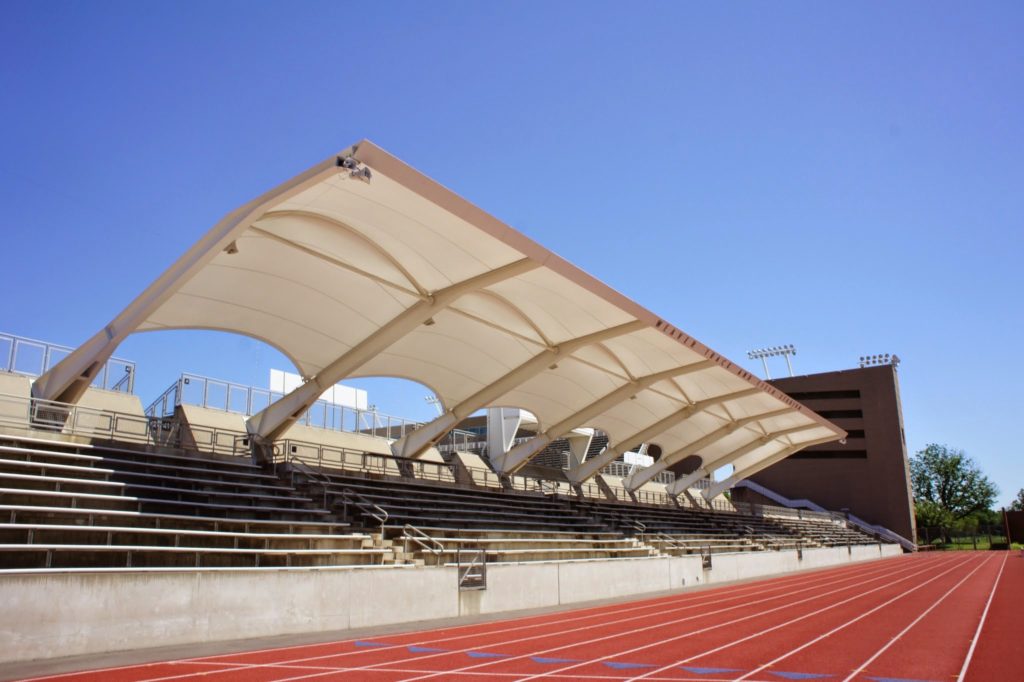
left=911, top=444, right=997, bottom=524
left=1011, top=488, right=1024, bottom=512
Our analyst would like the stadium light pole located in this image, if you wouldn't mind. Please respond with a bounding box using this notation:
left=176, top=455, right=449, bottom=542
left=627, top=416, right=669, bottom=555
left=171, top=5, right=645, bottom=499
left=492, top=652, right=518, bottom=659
left=424, top=395, right=444, bottom=416
left=746, top=344, right=797, bottom=379
left=748, top=349, right=771, bottom=378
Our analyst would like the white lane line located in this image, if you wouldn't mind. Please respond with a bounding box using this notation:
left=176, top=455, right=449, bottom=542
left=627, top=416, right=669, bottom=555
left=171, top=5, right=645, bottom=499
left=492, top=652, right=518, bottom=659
left=956, top=550, right=1010, bottom=682
left=841, top=553, right=994, bottom=682
left=135, top=552, right=922, bottom=682
left=159, top=659, right=777, bottom=680
left=614, top=553, right=976, bottom=682
left=382, top=554, right=954, bottom=682
left=583, top=554, right=974, bottom=682
left=110, top=548, right=897, bottom=679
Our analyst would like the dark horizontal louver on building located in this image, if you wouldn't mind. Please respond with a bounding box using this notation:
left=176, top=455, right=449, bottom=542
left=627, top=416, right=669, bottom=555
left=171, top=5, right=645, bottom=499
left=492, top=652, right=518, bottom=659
left=786, top=389, right=861, bottom=401
left=790, top=450, right=868, bottom=459
left=815, top=409, right=863, bottom=419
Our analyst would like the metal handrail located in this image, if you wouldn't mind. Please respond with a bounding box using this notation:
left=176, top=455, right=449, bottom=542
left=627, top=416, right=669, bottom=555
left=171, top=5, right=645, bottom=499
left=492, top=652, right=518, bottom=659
left=338, top=487, right=389, bottom=529
left=109, top=367, right=134, bottom=393
left=289, top=458, right=334, bottom=508
left=1, top=331, right=135, bottom=393
left=655, top=531, right=682, bottom=550
left=145, top=371, right=425, bottom=437
left=403, top=524, right=444, bottom=556
left=288, top=458, right=389, bottom=529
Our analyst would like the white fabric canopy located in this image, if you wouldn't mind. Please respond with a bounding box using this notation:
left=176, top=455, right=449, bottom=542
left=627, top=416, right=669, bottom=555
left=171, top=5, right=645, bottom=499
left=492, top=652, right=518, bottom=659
left=35, top=140, right=844, bottom=486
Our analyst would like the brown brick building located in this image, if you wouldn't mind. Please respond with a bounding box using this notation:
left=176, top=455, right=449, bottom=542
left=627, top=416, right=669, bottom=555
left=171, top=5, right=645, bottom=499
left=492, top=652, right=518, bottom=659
left=733, top=363, right=916, bottom=542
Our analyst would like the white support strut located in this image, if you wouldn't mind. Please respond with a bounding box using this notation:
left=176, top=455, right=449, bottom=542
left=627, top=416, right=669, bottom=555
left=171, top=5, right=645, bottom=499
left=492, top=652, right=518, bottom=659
left=664, top=423, right=824, bottom=497
left=32, top=154, right=349, bottom=405
left=622, top=407, right=793, bottom=491
left=702, top=433, right=842, bottom=501
left=566, top=387, right=762, bottom=484
left=390, top=320, right=647, bottom=459
left=246, top=258, right=540, bottom=443
left=497, top=359, right=716, bottom=474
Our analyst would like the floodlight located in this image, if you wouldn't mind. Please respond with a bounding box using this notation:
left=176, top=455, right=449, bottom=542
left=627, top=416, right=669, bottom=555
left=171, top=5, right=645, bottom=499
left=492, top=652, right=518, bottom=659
left=858, top=353, right=900, bottom=369
left=746, top=343, right=797, bottom=378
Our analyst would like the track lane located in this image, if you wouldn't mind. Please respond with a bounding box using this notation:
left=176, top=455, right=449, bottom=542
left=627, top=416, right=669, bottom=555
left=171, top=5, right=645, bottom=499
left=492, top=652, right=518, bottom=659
left=367, top=553, right=952, bottom=681
left=505, top=553, right=970, bottom=681
left=119, top=554, right=922, bottom=682
left=840, top=551, right=1000, bottom=682
left=721, top=553, right=993, bottom=682
left=20, top=552, right=988, bottom=682
left=35, top=553, right=903, bottom=682
left=954, top=548, right=1011, bottom=675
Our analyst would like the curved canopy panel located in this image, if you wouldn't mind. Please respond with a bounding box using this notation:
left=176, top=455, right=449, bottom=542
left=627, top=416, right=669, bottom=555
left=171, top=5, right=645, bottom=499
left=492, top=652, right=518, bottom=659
left=34, top=140, right=844, bottom=485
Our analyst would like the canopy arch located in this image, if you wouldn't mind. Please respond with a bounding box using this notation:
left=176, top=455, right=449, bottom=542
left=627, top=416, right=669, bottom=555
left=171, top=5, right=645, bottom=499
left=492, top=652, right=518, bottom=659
left=36, top=140, right=844, bottom=486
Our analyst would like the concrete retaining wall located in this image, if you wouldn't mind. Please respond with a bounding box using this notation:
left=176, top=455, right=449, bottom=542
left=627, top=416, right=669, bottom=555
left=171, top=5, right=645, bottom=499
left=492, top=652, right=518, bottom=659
left=1, top=545, right=901, bottom=664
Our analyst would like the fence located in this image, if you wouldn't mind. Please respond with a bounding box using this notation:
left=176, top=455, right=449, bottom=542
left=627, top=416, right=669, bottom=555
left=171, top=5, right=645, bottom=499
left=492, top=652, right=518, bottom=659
left=916, top=524, right=1008, bottom=550
left=145, top=372, right=446, bottom=441
left=0, top=391, right=248, bottom=456
left=0, top=331, right=135, bottom=393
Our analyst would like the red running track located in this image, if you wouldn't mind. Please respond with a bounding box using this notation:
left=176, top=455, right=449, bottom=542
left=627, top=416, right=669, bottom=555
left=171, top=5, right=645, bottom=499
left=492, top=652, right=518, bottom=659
left=18, top=551, right=1022, bottom=682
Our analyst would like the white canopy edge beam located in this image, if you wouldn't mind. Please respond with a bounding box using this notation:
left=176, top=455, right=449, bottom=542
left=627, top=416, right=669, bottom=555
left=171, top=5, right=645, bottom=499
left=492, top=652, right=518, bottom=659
left=391, top=320, right=646, bottom=459
left=665, top=423, right=827, bottom=497
left=497, top=359, right=717, bottom=475
left=566, top=387, right=762, bottom=484
left=702, top=433, right=841, bottom=501
left=31, top=151, right=354, bottom=405
left=622, top=407, right=793, bottom=492
left=246, top=257, right=540, bottom=443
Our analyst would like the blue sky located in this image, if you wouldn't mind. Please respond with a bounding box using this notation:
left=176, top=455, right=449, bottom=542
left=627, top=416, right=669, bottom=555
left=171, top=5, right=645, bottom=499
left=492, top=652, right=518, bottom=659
left=2, top=2, right=1021, bottom=506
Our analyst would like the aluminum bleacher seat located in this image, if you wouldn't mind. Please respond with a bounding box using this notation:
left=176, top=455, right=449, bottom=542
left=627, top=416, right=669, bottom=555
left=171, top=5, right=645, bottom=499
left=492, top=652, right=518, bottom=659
left=0, top=434, right=393, bottom=570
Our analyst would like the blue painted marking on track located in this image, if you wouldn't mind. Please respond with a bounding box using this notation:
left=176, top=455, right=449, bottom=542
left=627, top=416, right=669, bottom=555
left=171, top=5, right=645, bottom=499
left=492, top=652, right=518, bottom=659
left=407, top=645, right=448, bottom=653
left=604, top=661, right=657, bottom=669
left=681, top=666, right=744, bottom=674
left=531, top=656, right=580, bottom=664
left=466, top=651, right=511, bottom=659
left=354, top=640, right=389, bottom=648
left=769, top=672, right=833, bottom=679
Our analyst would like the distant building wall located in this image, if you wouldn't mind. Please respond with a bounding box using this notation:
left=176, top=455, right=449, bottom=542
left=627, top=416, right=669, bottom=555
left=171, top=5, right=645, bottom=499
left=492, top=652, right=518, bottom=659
left=735, top=364, right=916, bottom=541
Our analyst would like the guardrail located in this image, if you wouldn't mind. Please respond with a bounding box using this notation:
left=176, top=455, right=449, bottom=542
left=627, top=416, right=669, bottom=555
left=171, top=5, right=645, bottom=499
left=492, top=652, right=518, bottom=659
left=0, top=392, right=249, bottom=456
left=1, top=331, right=135, bottom=394
left=403, top=524, right=445, bottom=557
left=145, top=372, right=426, bottom=440
left=338, top=487, right=389, bottom=532
left=601, top=460, right=675, bottom=485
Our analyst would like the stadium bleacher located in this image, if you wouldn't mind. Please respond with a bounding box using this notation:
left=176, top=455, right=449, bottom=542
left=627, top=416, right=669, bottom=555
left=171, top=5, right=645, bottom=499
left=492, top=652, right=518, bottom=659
left=0, top=434, right=387, bottom=569
left=0, top=424, right=879, bottom=573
